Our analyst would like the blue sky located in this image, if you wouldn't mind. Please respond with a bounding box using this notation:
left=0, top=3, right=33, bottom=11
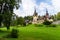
left=36, top=0, right=52, bottom=5
left=14, top=0, right=60, bottom=17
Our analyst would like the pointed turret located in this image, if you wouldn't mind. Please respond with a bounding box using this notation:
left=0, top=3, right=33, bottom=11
left=33, top=8, right=38, bottom=16
left=45, top=8, right=49, bottom=20
left=46, top=8, right=49, bottom=15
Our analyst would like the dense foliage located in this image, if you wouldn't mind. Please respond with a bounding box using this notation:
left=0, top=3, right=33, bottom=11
left=0, top=0, right=21, bottom=30
left=56, top=12, right=60, bottom=20
left=43, top=20, right=52, bottom=25
left=17, top=17, right=25, bottom=26
left=10, top=29, right=18, bottom=38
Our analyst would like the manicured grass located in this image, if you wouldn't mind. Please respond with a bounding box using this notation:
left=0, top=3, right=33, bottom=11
left=0, top=24, right=60, bottom=40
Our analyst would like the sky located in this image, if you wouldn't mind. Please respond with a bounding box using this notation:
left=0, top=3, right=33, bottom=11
left=14, top=0, right=60, bottom=17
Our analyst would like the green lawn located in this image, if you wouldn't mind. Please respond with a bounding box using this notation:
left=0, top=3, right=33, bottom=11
left=0, top=24, right=60, bottom=40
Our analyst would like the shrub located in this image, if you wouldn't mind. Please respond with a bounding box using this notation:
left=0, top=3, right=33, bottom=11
left=35, top=24, right=44, bottom=27
left=10, top=29, right=19, bottom=38
left=23, top=22, right=26, bottom=26
left=49, top=24, right=56, bottom=27
left=46, top=24, right=56, bottom=27
left=43, top=20, right=52, bottom=25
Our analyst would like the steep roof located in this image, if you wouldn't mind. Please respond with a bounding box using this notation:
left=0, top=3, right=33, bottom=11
left=33, top=9, right=38, bottom=16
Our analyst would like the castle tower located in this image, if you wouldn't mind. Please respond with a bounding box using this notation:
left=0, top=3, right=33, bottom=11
left=33, top=9, right=38, bottom=16
left=45, top=9, right=49, bottom=20
left=32, top=8, right=38, bottom=24
left=46, top=9, right=49, bottom=16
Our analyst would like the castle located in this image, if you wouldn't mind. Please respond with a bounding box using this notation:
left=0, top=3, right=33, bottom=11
left=32, top=9, right=53, bottom=24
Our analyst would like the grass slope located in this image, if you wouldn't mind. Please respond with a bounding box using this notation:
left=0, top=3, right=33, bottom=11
left=0, top=24, right=60, bottom=40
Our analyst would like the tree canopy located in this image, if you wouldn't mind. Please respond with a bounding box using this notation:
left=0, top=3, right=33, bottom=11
left=56, top=12, right=60, bottom=20
left=0, top=0, right=21, bottom=30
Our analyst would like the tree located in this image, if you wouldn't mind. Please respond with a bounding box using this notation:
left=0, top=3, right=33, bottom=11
left=17, top=17, right=25, bottom=26
left=10, top=14, right=17, bottom=26
left=24, top=16, right=33, bottom=21
left=56, top=12, right=60, bottom=20
left=0, top=0, right=21, bottom=30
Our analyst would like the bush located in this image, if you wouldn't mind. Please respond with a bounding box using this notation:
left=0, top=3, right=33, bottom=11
left=35, top=24, right=44, bottom=27
left=43, top=20, right=52, bottom=25
left=46, top=24, right=56, bottom=27
left=10, top=29, right=19, bottom=38
left=50, top=24, right=56, bottom=27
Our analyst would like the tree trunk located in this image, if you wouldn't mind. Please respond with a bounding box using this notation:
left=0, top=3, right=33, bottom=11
left=0, top=22, right=1, bottom=27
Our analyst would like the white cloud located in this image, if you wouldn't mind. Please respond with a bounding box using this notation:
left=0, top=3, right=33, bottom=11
left=14, top=0, right=60, bottom=17
left=52, top=0, right=60, bottom=13
left=14, top=0, right=36, bottom=17
left=37, top=2, right=55, bottom=16
left=14, top=8, right=25, bottom=17
left=22, top=0, right=36, bottom=16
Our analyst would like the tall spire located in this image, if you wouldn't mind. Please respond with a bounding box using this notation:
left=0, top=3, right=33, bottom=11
left=34, top=7, right=38, bottom=16
left=34, top=6, right=36, bottom=13
left=46, top=8, right=49, bottom=15
left=34, top=8, right=36, bottom=13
